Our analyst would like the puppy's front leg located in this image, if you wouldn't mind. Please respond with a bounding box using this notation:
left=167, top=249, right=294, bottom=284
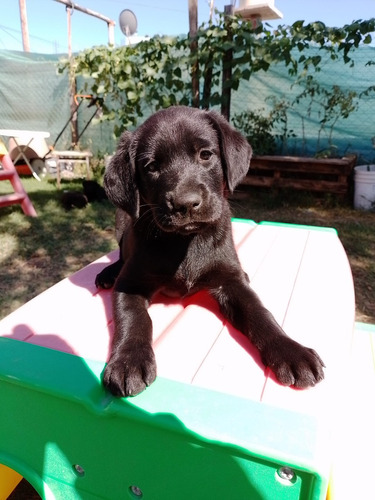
left=212, top=280, right=325, bottom=389
left=104, top=291, right=156, bottom=397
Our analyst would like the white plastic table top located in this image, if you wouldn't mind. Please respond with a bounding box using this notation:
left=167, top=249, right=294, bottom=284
left=0, top=130, right=50, bottom=139
left=0, top=219, right=355, bottom=418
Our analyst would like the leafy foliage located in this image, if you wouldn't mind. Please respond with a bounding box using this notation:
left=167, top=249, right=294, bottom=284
left=232, top=109, right=277, bottom=155
left=232, top=100, right=297, bottom=156
left=293, top=76, right=361, bottom=154
left=58, top=13, right=375, bottom=136
left=233, top=79, right=363, bottom=157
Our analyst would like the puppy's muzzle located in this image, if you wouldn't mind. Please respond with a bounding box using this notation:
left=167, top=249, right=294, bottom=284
left=156, top=184, right=209, bottom=234
left=166, top=190, right=203, bottom=217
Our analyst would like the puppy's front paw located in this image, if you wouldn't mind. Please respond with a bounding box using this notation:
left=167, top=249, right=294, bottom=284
left=95, top=267, right=116, bottom=289
left=103, top=344, right=157, bottom=397
left=262, top=338, right=325, bottom=389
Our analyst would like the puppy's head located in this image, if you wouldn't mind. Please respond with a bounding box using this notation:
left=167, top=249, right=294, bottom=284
left=104, top=106, right=252, bottom=234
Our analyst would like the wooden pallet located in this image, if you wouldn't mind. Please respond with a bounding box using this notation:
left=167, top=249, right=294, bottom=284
left=241, top=154, right=357, bottom=195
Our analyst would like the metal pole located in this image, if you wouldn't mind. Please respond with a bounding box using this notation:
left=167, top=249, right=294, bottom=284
left=66, top=5, right=72, bottom=58
left=19, top=0, right=30, bottom=52
left=108, top=21, right=115, bottom=46
left=53, top=0, right=116, bottom=34
left=209, top=0, right=214, bottom=22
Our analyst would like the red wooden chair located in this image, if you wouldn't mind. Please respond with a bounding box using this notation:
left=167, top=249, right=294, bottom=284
left=0, top=151, right=37, bottom=217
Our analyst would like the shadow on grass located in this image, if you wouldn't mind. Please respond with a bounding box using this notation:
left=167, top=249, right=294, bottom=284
left=0, top=180, right=118, bottom=319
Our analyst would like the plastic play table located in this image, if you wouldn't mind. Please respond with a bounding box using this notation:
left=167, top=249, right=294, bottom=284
left=0, top=220, right=356, bottom=499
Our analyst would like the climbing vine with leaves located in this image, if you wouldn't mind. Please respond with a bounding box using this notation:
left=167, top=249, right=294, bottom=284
left=59, top=14, right=375, bottom=136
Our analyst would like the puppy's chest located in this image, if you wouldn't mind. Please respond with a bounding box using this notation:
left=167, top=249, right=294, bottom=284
left=172, top=263, right=201, bottom=294
left=141, top=232, right=220, bottom=297
left=159, top=245, right=212, bottom=297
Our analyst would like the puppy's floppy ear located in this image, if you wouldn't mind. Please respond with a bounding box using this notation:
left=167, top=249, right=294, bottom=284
left=206, top=110, right=252, bottom=193
left=104, top=131, right=139, bottom=218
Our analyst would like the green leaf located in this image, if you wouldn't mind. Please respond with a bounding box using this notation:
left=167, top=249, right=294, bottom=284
left=173, top=67, right=182, bottom=78
left=241, top=68, right=251, bottom=80
left=127, top=91, right=139, bottom=102
left=96, top=84, right=106, bottom=94
left=364, top=34, right=372, bottom=44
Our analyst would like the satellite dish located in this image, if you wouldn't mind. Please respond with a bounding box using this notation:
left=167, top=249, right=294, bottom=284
left=119, top=9, right=138, bottom=36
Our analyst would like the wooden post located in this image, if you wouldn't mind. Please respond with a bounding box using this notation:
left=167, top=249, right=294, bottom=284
left=221, top=4, right=234, bottom=121
left=66, top=6, right=78, bottom=146
left=19, top=0, right=30, bottom=52
left=188, top=0, right=200, bottom=108
left=69, top=77, right=78, bottom=147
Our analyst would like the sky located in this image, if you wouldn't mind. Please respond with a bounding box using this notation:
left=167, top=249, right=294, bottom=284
left=0, top=0, right=375, bottom=54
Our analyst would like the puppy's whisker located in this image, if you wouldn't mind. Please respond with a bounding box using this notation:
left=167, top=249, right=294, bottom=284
left=134, top=205, right=164, bottom=239
left=134, top=206, right=156, bottom=226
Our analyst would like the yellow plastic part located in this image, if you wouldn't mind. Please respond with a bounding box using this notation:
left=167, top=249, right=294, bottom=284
left=0, top=139, right=8, bottom=158
left=0, top=463, right=23, bottom=499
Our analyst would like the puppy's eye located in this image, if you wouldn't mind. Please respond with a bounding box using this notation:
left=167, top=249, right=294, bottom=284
left=145, top=161, right=158, bottom=173
left=199, top=150, right=213, bottom=161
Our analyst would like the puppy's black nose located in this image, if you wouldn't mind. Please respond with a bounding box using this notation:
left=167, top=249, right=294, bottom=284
left=169, top=192, right=202, bottom=215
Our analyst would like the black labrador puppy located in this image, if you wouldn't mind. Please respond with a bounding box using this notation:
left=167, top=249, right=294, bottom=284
left=96, top=106, right=325, bottom=397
